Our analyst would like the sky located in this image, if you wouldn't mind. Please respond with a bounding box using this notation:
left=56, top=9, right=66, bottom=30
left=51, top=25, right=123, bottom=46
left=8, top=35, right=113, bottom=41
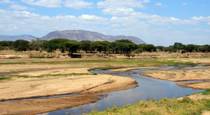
left=0, top=0, right=210, bottom=45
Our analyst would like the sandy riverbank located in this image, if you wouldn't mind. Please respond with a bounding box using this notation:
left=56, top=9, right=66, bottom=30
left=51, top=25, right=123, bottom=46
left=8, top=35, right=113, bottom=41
left=144, top=67, right=210, bottom=89
left=0, top=74, right=136, bottom=100
left=0, top=66, right=136, bottom=115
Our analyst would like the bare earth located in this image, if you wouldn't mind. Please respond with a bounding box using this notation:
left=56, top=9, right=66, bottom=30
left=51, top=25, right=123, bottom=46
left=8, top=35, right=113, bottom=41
left=0, top=94, right=99, bottom=115
left=0, top=74, right=136, bottom=100
left=144, top=67, right=210, bottom=89
left=0, top=66, right=136, bottom=115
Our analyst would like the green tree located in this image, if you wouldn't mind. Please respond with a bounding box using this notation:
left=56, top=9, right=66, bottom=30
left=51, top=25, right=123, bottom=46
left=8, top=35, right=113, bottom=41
left=112, top=39, right=137, bottom=56
left=65, top=40, right=80, bottom=54
left=13, top=40, right=30, bottom=51
left=29, top=39, right=47, bottom=51
left=45, top=39, right=69, bottom=52
left=80, top=40, right=92, bottom=53
left=91, top=41, right=111, bottom=53
left=138, top=44, right=156, bottom=52
left=0, top=41, right=14, bottom=50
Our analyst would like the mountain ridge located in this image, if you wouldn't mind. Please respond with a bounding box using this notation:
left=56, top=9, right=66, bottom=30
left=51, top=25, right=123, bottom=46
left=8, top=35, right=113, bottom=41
left=0, top=35, right=36, bottom=41
left=42, top=30, right=145, bottom=44
left=0, top=30, right=145, bottom=44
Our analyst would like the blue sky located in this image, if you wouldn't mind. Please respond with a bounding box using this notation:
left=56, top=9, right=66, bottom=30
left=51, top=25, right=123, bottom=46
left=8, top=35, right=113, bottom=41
left=0, top=0, right=210, bottom=45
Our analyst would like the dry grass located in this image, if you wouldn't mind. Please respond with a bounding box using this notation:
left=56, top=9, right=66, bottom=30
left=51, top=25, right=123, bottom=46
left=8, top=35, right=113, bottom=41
left=89, top=97, right=210, bottom=115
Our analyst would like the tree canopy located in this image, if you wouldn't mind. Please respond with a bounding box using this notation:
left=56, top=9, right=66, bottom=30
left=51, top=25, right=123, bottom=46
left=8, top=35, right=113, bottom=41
left=1, top=39, right=210, bottom=56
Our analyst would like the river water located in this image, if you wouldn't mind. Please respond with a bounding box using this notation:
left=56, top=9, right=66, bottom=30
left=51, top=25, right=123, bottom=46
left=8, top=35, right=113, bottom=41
left=46, top=67, right=202, bottom=115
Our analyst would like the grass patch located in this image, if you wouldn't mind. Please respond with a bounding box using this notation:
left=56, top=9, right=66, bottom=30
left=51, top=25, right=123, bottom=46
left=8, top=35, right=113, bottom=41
left=88, top=98, right=210, bottom=115
left=202, top=89, right=210, bottom=95
left=0, top=76, right=10, bottom=81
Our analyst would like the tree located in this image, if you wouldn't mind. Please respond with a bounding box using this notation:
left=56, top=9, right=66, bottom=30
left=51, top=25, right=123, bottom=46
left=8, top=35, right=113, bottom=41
left=91, top=41, right=111, bottom=53
left=65, top=40, right=80, bottom=54
left=80, top=40, right=92, bottom=53
left=185, top=44, right=198, bottom=52
left=29, top=39, right=47, bottom=51
left=172, top=42, right=186, bottom=52
left=138, top=44, right=156, bottom=52
left=13, top=40, right=29, bottom=51
left=0, top=41, right=14, bottom=50
left=45, top=39, right=69, bottom=52
left=112, top=39, right=137, bottom=56
left=198, top=45, right=210, bottom=52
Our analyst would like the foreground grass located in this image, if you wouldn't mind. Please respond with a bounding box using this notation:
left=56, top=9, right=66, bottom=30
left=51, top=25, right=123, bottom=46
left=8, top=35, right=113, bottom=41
left=89, top=97, right=210, bottom=115
left=202, top=89, right=210, bottom=95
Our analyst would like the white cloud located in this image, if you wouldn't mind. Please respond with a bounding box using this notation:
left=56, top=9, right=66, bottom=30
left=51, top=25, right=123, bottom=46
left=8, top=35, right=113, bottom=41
left=0, top=6, right=210, bottom=45
left=22, top=0, right=61, bottom=8
left=9, top=4, right=27, bottom=10
left=98, top=0, right=150, bottom=9
left=98, top=0, right=150, bottom=16
left=79, top=14, right=107, bottom=21
left=21, top=0, right=93, bottom=9
left=103, top=8, right=136, bottom=16
left=64, top=0, right=93, bottom=9
left=0, top=9, right=109, bottom=36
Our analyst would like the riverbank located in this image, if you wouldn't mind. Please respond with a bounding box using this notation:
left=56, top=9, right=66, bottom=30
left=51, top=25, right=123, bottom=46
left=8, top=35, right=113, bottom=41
left=0, top=57, right=205, bottom=114
left=87, top=64, right=210, bottom=115
left=143, top=66, right=210, bottom=89
left=88, top=93, right=210, bottom=115
left=0, top=66, right=136, bottom=114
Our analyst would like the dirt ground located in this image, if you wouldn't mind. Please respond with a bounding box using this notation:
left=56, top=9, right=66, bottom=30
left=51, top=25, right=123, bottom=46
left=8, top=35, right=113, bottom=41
left=0, top=65, right=136, bottom=114
left=144, top=67, right=210, bottom=89
left=0, top=74, right=136, bottom=100
left=0, top=94, right=99, bottom=115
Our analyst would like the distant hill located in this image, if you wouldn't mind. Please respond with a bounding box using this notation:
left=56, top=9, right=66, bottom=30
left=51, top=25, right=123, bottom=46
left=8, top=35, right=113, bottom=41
left=0, top=35, right=36, bottom=41
left=42, top=30, right=145, bottom=44
left=0, top=30, right=145, bottom=44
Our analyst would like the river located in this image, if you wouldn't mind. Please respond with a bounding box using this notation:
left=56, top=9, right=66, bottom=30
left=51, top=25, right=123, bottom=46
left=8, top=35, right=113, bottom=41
left=46, top=67, right=202, bottom=115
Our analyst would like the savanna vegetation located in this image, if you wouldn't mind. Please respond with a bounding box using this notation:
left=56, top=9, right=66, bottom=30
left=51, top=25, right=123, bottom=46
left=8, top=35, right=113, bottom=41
left=1, top=39, right=210, bottom=115
left=1, top=39, right=210, bottom=57
left=89, top=96, right=210, bottom=115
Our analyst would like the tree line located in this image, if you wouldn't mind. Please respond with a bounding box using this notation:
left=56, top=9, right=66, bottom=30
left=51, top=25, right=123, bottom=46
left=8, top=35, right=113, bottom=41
left=0, top=39, right=210, bottom=56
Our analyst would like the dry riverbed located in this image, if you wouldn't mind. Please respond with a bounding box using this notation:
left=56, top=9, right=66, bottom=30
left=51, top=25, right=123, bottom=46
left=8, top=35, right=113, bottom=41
left=0, top=66, right=136, bottom=115
left=144, top=66, right=210, bottom=89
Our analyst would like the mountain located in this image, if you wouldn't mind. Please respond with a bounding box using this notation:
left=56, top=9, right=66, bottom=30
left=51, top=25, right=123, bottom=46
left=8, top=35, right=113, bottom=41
left=42, top=30, right=145, bottom=44
left=0, top=35, right=36, bottom=41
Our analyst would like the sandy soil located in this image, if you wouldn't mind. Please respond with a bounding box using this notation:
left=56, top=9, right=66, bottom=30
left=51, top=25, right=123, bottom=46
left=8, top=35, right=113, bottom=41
left=0, top=64, right=73, bottom=73
left=17, top=68, right=90, bottom=76
left=0, top=65, right=137, bottom=115
left=202, top=111, right=210, bottom=115
left=0, top=74, right=136, bottom=100
left=144, top=67, right=210, bottom=89
left=111, top=67, right=138, bottom=72
left=174, top=58, right=210, bottom=65
left=0, top=94, right=99, bottom=115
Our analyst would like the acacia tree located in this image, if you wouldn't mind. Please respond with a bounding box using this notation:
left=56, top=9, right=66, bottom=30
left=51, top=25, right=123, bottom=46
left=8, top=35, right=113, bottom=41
left=112, top=39, right=137, bottom=57
left=138, top=44, right=156, bottom=52
left=13, top=39, right=30, bottom=51
left=91, top=41, right=111, bottom=53
left=0, top=41, right=14, bottom=50
left=45, top=39, right=70, bottom=52
left=80, top=40, right=92, bottom=53
left=29, top=39, right=47, bottom=51
left=65, top=40, right=80, bottom=55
